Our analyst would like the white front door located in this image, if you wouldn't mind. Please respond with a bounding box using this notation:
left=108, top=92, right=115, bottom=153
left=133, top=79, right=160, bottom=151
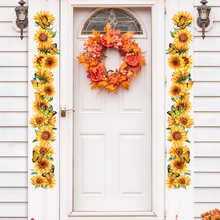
left=60, top=1, right=165, bottom=219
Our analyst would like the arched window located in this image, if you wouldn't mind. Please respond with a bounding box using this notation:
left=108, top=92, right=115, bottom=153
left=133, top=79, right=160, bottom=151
left=81, top=8, right=143, bottom=35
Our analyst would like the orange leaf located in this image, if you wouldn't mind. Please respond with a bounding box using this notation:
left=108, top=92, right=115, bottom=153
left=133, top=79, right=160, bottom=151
left=106, top=84, right=116, bottom=93
left=122, top=81, right=131, bottom=90
left=123, top=32, right=134, bottom=40
left=104, top=23, right=112, bottom=33
left=90, top=82, right=98, bottom=90
left=98, top=81, right=108, bottom=89
left=120, top=59, right=127, bottom=70
left=140, top=56, right=146, bottom=67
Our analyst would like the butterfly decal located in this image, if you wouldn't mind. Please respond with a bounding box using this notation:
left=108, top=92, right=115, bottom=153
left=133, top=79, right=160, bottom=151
left=182, top=81, right=194, bottom=89
left=31, top=80, right=44, bottom=89
left=167, top=43, right=176, bottom=54
left=32, top=150, right=44, bottom=163
left=167, top=106, right=184, bottom=118
left=49, top=43, right=59, bottom=55
left=177, top=16, right=190, bottom=29
left=39, top=103, right=57, bottom=118
left=168, top=167, right=180, bottom=180
left=42, top=165, right=55, bottom=179
left=36, top=15, right=50, bottom=29
left=179, top=151, right=190, bottom=164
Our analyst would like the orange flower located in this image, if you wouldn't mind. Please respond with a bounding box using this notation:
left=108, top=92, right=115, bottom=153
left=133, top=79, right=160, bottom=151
left=125, top=53, right=140, bottom=67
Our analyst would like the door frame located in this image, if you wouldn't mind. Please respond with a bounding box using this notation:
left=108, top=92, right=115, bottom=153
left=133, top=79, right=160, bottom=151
left=60, top=0, right=165, bottom=219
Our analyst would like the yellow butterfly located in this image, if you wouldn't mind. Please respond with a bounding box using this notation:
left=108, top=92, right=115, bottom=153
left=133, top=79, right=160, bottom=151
left=42, top=166, right=54, bottom=179
left=177, top=16, right=190, bottom=29
left=168, top=167, right=180, bottom=180
left=168, top=43, right=176, bottom=54
left=49, top=43, right=58, bottom=55
left=40, top=104, right=57, bottom=118
left=31, top=80, right=44, bottom=89
left=180, top=151, right=190, bottom=164
left=182, top=81, right=194, bottom=89
left=167, top=106, right=182, bottom=118
left=32, top=151, right=43, bottom=163
left=36, top=15, right=50, bottom=29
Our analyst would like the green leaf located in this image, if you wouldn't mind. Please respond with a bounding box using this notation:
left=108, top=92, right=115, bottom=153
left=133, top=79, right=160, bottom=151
left=48, top=97, right=53, bottom=102
left=51, top=139, right=56, bottom=142
left=35, top=185, right=39, bottom=189
left=166, top=127, right=171, bottom=130
left=52, top=127, right=57, bottom=130
left=167, top=139, right=172, bottom=142
left=171, top=97, right=177, bottom=102
left=32, top=139, right=37, bottom=143
left=186, top=140, right=191, bottom=143
left=169, top=157, right=173, bottom=161
left=170, top=31, right=174, bottom=38
left=182, top=186, right=187, bottom=190
left=52, top=31, right=57, bottom=38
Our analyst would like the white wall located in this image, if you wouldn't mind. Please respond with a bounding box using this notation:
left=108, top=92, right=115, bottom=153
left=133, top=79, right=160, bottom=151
left=193, top=0, right=220, bottom=219
left=0, top=0, right=28, bottom=219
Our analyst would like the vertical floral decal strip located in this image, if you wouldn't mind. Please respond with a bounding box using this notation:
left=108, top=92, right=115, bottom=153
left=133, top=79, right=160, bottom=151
left=166, top=11, right=194, bottom=189
left=30, top=11, right=59, bottom=189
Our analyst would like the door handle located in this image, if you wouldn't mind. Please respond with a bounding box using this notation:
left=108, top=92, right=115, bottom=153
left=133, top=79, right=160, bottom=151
left=61, top=104, right=75, bottom=117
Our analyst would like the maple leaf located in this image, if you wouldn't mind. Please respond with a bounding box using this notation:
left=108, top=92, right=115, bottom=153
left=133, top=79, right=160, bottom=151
left=90, top=82, right=98, bottom=90
left=123, top=32, right=134, bottom=40
left=106, top=84, right=116, bottom=93
left=97, top=81, right=108, bottom=89
left=122, top=81, right=131, bottom=90
left=120, top=59, right=127, bottom=70
left=131, top=73, right=137, bottom=80
left=139, top=55, right=147, bottom=67
left=77, top=54, right=86, bottom=63
left=104, top=23, right=112, bottom=33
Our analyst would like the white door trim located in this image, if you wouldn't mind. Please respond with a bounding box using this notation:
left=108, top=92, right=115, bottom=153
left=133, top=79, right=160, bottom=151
left=60, top=0, right=165, bottom=219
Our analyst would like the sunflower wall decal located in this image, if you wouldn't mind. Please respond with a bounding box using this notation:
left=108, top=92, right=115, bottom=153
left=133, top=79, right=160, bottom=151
left=166, top=11, right=194, bottom=189
left=30, top=11, right=59, bottom=189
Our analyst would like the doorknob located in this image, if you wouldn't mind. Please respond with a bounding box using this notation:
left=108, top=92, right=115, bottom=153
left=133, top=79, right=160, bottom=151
left=61, top=104, right=75, bottom=117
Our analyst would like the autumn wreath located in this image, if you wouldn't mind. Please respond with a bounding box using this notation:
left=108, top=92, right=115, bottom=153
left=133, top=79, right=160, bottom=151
left=77, top=23, right=146, bottom=94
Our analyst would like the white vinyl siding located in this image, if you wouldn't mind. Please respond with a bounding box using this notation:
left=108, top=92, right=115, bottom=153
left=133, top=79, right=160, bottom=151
left=0, top=0, right=28, bottom=219
left=193, top=0, right=220, bottom=219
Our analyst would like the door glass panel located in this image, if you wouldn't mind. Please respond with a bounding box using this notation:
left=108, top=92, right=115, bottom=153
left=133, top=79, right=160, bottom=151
left=81, top=8, right=143, bottom=35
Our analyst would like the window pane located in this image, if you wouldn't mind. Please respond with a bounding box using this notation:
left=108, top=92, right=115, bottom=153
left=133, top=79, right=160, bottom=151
left=81, top=8, right=143, bottom=35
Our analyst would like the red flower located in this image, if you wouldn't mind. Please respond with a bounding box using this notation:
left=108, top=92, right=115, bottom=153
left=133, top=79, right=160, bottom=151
left=125, top=53, right=140, bottom=66
left=90, top=67, right=103, bottom=82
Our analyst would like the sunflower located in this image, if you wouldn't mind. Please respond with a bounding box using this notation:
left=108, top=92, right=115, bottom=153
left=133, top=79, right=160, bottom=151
left=34, top=158, right=52, bottom=174
left=166, top=176, right=176, bottom=189
left=34, top=28, right=53, bottom=45
left=168, top=126, right=187, bottom=144
left=171, top=158, right=188, bottom=174
left=34, top=10, right=55, bottom=26
left=30, top=113, right=47, bottom=128
left=46, top=176, right=56, bottom=189
left=37, top=42, right=53, bottom=52
left=174, top=42, right=189, bottom=54
left=180, top=89, right=190, bottom=102
left=31, top=174, right=47, bottom=187
left=175, top=99, right=192, bottom=114
left=171, top=69, right=189, bottom=84
left=46, top=117, right=56, bottom=127
left=174, top=29, right=193, bottom=45
left=36, top=126, right=55, bottom=144
left=175, top=175, right=191, bottom=187
left=34, top=90, right=45, bottom=102
left=36, top=69, right=54, bottom=83
left=172, top=11, right=193, bottom=27
left=32, top=100, right=48, bottom=114
left=175, top=114, right=194, bottom=128
left=33, top=53, right=45, bottom=67
left=168, top=54, right=185, bottom=70
left=33, top=144, right=54, bottom=158
left=181, top=53, right=193, bottom=67
left=169, top=144, right=190, bottom=158
left=169, top=83, right=184, bottom=99
left=40, top=83, right=56, bottom=99
left=168, top=117, right=176, bottom=127
left=42, top=54, right=58, bottom=70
